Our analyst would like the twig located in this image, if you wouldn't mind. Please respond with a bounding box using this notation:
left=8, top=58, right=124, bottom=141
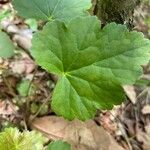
left=23, top=118, right=28, bottom=131
left=2, top=74, right=16, bottom=97
left=109, top=111, right=133, bottom=150
left=25, top=67, right=37, bottom=112
left=23, top=67, right=37, bottom=130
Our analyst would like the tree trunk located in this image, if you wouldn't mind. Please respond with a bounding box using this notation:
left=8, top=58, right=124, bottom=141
left=94, top=0, right=141, bottom=28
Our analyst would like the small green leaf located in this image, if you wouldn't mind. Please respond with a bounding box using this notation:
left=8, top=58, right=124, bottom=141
left=25, top=18, right=38, bottom=31
left=48, top=140, right=71, bottom=150
left=0, top=128, right=47, bottom=150
left=31, top=103, right=39, bottom=114
left=17, top=80, right=31, bottom=97
left=0, top=32, right=15, bottom=58
left=31, top=16, right=150, bottom=120
left=13, top=0, right=91, bottom=23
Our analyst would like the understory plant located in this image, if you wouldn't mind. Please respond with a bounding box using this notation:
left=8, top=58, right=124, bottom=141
left=0, top=128, right=46, bottom=150
left=0, top=127, right=71, bottom=150
left=10, top=0, right=150, bottom=121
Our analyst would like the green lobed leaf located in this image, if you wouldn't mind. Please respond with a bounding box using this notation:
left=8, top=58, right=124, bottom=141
left=0, top=128, right=47, bottom=150
left=12, top=0, right=91, bottom=23
left=0, top=32, right=15, bottom=58
left=31, top=16, right=150, bottom=120
left=48, top=140, right=71, bottom=150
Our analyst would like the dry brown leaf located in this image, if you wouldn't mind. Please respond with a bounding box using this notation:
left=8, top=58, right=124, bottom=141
left=30, top=116, right=68, bottom=139
left=142, top=105, right=150, bottom=115
left=0, top=101, right=14, bottom=115
left=10, top=57, right=35, bottom=74
left=137, top=125, right=150, bottom=150
left=30, top=116, right=124, bottom=150
left=123, top=85, right=136, bottom=104
left=13, top=34, right=32, bottom=50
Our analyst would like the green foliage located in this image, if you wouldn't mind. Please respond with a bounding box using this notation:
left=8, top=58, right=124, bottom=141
left=31, top=103, right=39, bottom=114
left=0, top=10, right=11, bottom=22
left=13, top=0, right=91, bottom=23
left=25, top=19, right=38, bottom=31
left=11, top=0, right=150, bottom=121
left=31, top=103, right=49, bottom=115
left=17, top=80, right=31, bottom=97
left=48, top=140, right=71, bottom=150
left=0, top=128, right=47, bottom=150
left=0, top=31, right=15, bottom=58
left=135, top=78, right=150, bottom=87
left=31, top=16, right=150, bottom=120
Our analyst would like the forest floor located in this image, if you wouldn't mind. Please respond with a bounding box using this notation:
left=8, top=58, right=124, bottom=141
left=0, top=0, right=150, bottom=150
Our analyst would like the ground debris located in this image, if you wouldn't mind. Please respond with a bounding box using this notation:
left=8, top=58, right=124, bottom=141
left=31, top=116, right=125, bottom=150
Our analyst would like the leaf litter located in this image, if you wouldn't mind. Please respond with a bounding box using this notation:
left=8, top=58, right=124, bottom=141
left=0, top=0, right=150, bottom=150
left=31, top=116, right=124, bottom=150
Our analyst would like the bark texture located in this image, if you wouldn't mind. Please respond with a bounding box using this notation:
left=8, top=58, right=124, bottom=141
left=94, top=0, right=141, bottom=28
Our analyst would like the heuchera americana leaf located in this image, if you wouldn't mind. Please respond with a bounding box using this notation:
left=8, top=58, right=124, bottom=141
left=13, top=0, right=91, bottom=23
left=31, top=16, right=150, bottom=120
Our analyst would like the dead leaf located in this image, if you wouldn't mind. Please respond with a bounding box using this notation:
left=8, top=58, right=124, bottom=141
left=142, top=105, right=150, bottom=114
left=13, top=34, right=32, bottom=50
left=30, top=116, right=125, bottom=150
left=123, top=85, right=136, bottom=104
left=30, top=116, right=68, bottom=139
left=10, top=57, right=35, bottom=74
left=95, top=111, right=117, bottom=134
left=0, top=101, right=15, bottom=115
left=7, top=24, right=19, bottom=34
left=137, top=125, right=150, bottom=150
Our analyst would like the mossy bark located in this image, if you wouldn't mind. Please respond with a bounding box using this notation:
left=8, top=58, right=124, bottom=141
left=94, top=0, right=141, bottom=28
